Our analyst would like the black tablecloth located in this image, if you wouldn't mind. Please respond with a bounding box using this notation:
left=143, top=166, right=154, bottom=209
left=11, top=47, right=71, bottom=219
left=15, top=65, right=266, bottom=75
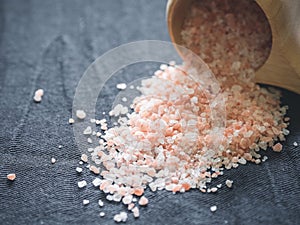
left=0, top=1, right=299, bottom=224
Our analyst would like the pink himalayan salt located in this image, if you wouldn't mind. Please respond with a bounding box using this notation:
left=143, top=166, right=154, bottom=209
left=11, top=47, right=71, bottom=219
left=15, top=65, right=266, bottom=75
left=272, top=143, right=283, bottom=152
left=138, top=196, right=149, bottom=206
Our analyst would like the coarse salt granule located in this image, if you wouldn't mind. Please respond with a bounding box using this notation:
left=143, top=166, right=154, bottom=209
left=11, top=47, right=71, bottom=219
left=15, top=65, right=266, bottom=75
left=7, top=173, right=16, bottom=181
left=83, top=126, right=92, bottom=135
left=81, top=154, right=88, bottom=163
left=210, top=205, right=217, bottom=212
left=225, top=180, right=233, bottom=188
left=99, top=212, right=105, bottom=217
left=76, top=110, right=86, bottom=119
left=69, top=118, right=75, bottom=124
left=83, top=199, right=90, bottom=205
left=92, top=177, right=102, bottom=187
left=76, top=167, right=83, bottom=173
left=132, top=207, right=140, bottom=218
left=116, top=83, right=127, bottom=90
left=78, top=180, right=87, bottom=188
left=51, top=157, right=56, bottom=164
left=293, top=142, right=298, bottom=147
left=98, top=200, right=104, bottom=207
left=272, top=143, right=283, bottom=152
left=138, top=196, right=149, bottom=206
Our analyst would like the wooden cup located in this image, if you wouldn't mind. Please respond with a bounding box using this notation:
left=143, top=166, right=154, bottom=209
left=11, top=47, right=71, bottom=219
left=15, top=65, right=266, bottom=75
left=167, top=0, right=300, bottom=94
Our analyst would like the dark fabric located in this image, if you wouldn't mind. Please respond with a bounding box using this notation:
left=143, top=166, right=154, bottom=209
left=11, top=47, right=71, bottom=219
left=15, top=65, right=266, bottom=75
left=0, top=1, right=299, bottom=224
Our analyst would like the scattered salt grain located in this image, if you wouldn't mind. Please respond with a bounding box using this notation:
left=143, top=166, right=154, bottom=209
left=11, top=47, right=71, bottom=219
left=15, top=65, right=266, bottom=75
left=78, top=180, right=87, bottom=188
left=7, top=173, right=16, bottom=181
left=210, top=205, right=217, bottom=212
left=81, top=154, right=88, bottom=163
left=122, top=194, right=133, bottom=205
left=76, top=110, right=86, bottom=119
left=51, top=157, right=56, bottom=164
left=99, top=212, right=105, bottom=217
left=225, top=180, right=233, bottom=188
left=272, top=143, right=283, bottom=152
left=138, top=196, right=149, bottom=206
left=114, top=212, right=127, bottom=223
left=132, top=207, right=140, bottom=218
left=98, top=200, right=104, bottom=207
left=69, top=118, right=75, bottom=124
left=116, top=83, right=127, bottom=90
left=76, top=167, right=83, bottom=173
left=92, top=178, right=102, bottom=187
left=83, top=199, right=89, bottom=205
left=262, top=156, right=268, bottom=162
left=293, top=142, right=298, bottom=147
left=87, top=138, right=93, bottom=143
left=33, top=89, right=44, bottom=103
left=83, top=126, right=92, bottom=135
left=58, top=145, right=62, bottom=149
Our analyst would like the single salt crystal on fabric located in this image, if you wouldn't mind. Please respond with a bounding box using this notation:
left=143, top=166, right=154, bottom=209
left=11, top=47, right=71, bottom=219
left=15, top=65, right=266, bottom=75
left=78, top=180, right=87, bottom=188
left=76, top=167, right=83, bottom=173
left=122, top=194, right=133, bottom=205
left=238, top=157, right=247, bottom=165
left=210, top=205, right=217, bottom=212
left=98, top=200, right=104, bottom=207
left=83, top=199, right=89, bottom=205
left=7, top=173, right=16, bottom=181
left=293, top=142, right=298, bottom=147
left=121, top=97, right=127, bottom=102
left=68, top=118, right=75, bottom=124
left=225, top=180, right=233, bottom=188
left=138, top=196, right=148, bottom=206
left=99, top=212, right=105, bottom=217
left=81, top=154, right=88, bottom=162
left=272, top=143, right=283, bottom=152
left=262, top=156, right=268, bottom=162
left=83, top=126, right=92, bottom=135
left=132, top=207, right=140, bottom=218
left=76, top=110, right=86, bottom=119
left=51, top=157, right=56, bottom=164
left=92, top=178, right=102, bottom=187
left=87, top=138, right=93, bottom=143
left=106, top=195, right=113, bottom=201
left=116, top=83, right=127, bottom=90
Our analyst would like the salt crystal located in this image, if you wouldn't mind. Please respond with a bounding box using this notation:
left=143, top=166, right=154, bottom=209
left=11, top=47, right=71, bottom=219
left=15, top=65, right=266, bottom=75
left=83, top=126, right=92, bottom=135
left=92, top=178, right=102, bottom=187
left=68, top=118, right=75, bottom=124
left=51, top=157, right=56, bottom=164
left=76, top=110, right=86, bottom=119
left=76, top=167, right=83, bottom=173
left=132, top=207, right=140, bottom=218
left=116, top=83, right=127, bottom=90
left=293, top=142, right=298, bottom=147
left=272, top=143, right=283, bottom=152
left=78, top=180, right=87, bottom=188
left=99, top=212, right=105, bottom=217
left=81, top=154, right=88, bottom=162
left=210, top=205, right=217, bottom=212
left=122, top=194, right=133, bottom=205
left=138, top=196, right=148, bottom=206
left=225, top=180, right=233, bottom=188
left=98, top=200, right=104, bottom=207
left=7, top=173, right=16, bottom=181
left=83, top=199, right=89, bottom=205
